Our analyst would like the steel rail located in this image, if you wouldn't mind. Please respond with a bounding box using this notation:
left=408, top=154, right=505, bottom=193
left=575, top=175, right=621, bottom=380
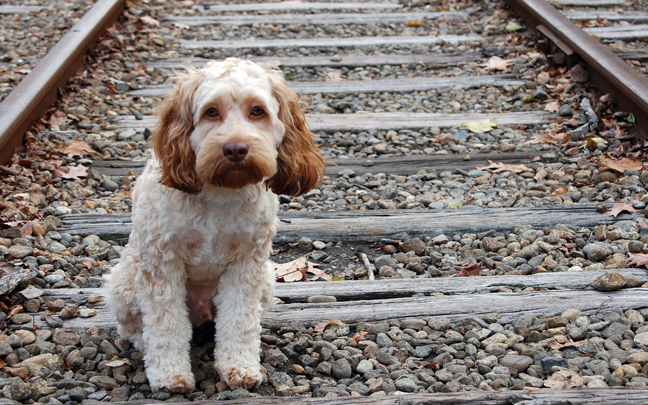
left=507, top=0, right=648, bottom=139
left=0, top=0, right=125, bottom=164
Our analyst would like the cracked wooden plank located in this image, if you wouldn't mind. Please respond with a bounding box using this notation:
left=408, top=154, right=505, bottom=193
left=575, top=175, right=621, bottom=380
left=165, top=11, right=469, bottom=26
left=114, top=111, right=557, bottom=133
left=35, top=268, right=648, bottom=305
left=16, top=287, right=648, bottom=331
left=178, top=35, right=484, bottom=50
left=58, top=204, right=640, bottom=243
left=128, top=74, right=525, bottom=98
left=145, top=53, right=482, bottom=70
left=90, top=150, right=548, bottom=177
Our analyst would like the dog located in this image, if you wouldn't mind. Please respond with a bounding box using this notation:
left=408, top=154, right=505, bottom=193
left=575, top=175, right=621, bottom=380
left=104, top=58, right=325, bottom=393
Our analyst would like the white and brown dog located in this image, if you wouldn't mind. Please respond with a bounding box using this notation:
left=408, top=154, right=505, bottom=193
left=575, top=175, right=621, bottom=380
left=104, top=58, right=324, bottom=393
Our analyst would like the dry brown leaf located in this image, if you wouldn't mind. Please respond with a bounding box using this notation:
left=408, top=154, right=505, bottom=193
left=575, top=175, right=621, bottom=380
left=544, top=369, right=584, bottom=389
left=275, top=254, right=309, bottom=282
left=275, top=253, right=329, bottom=282
left=567, top=65, right=588, bottom=83
left=552, top=186, right=569, bottom=196
left=626, top=252, right=648, bottom=267
left=353, top=331, right=369, bottom=342
left=525, top=129, right=570, bottom=146
left=140, top=15, right=160, bottom=26
left=455, top=262, right=481, bottom=277
left=432, top=133, right=459, bottom=145
left=56, top=139, right=99, bottom=158
left=306, top=267, right=333, bottom=282
left=324, top=72, right=346, bottom=82
left=598, top=154, right=644, bottom=173
left=314, top=319, right=346, bottom=333
left=475, top=160, right=529, bottom=174
left=544, top=101, right=560, bottom=113
left=479, top=56, right=514, bottom=72
left=534, top=167, right=548, bottom=181
left=59, top=165, right=88, bottom=180
left=605, top=201, right=636, bottom=217
left=548, top=335, right=587, bottom=350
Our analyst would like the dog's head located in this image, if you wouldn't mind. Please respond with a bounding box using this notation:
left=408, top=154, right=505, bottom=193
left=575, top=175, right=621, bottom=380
left=152, top=58, right=325, bottom=196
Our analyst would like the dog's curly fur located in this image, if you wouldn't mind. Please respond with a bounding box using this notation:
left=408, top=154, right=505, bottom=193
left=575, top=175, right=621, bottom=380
left=103, top=58, right=325, bottom=393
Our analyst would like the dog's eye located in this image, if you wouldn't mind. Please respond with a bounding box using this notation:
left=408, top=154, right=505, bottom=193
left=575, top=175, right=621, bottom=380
left=205, top=107, right=219, bottom=118
left=250, top=106, right=265, bottom=117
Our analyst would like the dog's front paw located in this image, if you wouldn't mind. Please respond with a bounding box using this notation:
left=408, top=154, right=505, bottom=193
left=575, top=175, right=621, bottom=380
left=151, top=374, right=196, bottom=394
left=216, top=363, right=262, bottom=389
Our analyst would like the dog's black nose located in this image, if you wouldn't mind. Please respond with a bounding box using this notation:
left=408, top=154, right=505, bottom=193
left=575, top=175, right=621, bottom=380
left=222, top=142, right=249, bottom=162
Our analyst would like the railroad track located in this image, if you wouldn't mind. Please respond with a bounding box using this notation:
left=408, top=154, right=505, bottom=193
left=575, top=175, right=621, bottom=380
left=1, top=0, right=648, bottom=403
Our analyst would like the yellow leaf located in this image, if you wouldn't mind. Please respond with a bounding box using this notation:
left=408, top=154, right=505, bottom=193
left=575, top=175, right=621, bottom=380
left=506, top=21, right=524, bottom=31
left=586, top=137, right=606, bottom=149
left=406, top=20, right=423, bottom=27
left=465, top=119, right=498, bottom=133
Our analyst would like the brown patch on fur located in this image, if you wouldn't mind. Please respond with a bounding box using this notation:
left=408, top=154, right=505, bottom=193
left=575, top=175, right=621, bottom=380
left=153, top=67, right=206, bottom=194
left=168, top=375, right=196, bottom=393
left=141, top=269, right=155, bottom=285
left=264, top=70, right=326, bottom=197
left=196, top=137, right=276, bottom=190
left=220, top=366, right=262, bottom=389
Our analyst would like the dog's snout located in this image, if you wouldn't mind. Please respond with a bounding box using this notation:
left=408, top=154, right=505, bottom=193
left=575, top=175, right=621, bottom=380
left=222, top=142, right=249, bottom=162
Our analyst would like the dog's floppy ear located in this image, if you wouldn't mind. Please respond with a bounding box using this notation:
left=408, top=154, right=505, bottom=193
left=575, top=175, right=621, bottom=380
left=153, top=67, right=204, bottom=194
left=265, top=70, right=325, bottom=197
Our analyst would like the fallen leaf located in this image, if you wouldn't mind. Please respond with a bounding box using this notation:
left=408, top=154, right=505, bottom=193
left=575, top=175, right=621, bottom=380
left=140, top=15, right=160, bottom=26
left=506, top=20, right=524, bottom=31
left=465, top=119, right=498, bottom=133
left=56, top=139, right=99, bottom=158
left=353, top=331, right=369, bottom=342
left=406, top=20, right=423, bottom=27
left=525, top=129, right=570, bottom=146
left=586, top=137, right=606, bottom=149
left=431, top=133, right=459, bottom=145
left=534, top=167, right=548, bottom=181
left=544, top=369, right=584, bottom=389
left=475, top=160, right=530, bottom=174
left=172, top=22, right=190, bottom=30
left=105, top=359, right=131, bottom=368
left=605, top=201, right=636, bottom=217
left=567, top=65, right=588, bottom=83
left=626, top=252, right=648, bottom=267
left=598, top=154, right=643, bottom=173
left=552, top=186, right=569, bottom=196
left=455, top=262, right=481, bottom=277
left=275, top=254, right=329, bottom=282
left=20, top=222, right=33, bottom=238
left=307, top=267, right=333, bottom=282
left=544, top=101, right=560, bottom=113
left=59, top=165, right=88, bottom=180
left=324, top=72, right=346, bottom=82
left=275, top=254, right=310, bottom=282
left=82, top=261, right=95, bottom=269
left=548, top=335, right=588, bottom=350
left=479, top=56, right=514, bottom=72
left=314, top=319, right=346, bottom=333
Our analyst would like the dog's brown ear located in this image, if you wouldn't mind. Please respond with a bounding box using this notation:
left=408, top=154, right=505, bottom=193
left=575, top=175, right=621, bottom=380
left=265, top=70, right=325, bottom=197
left=153, top=68, right=204, bottom=194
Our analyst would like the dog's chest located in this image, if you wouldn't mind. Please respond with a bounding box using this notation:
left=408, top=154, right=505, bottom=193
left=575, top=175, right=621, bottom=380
left=179, top=202, right=275, bottom=282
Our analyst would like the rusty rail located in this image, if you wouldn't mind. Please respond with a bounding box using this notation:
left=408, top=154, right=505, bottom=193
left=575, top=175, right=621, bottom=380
left=0, top=0, right=125, bottom=164
left=507, top=0, right=648, bottom=139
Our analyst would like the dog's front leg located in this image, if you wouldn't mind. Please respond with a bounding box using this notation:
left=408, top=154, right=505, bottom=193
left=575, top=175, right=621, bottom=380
left=212, top=262, right=266, bottom=389
left=139, top=265, right=195, bottom=393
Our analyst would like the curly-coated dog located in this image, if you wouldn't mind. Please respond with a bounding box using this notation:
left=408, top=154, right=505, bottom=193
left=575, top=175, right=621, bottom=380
left=104, top=58, right=324, bottom=393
